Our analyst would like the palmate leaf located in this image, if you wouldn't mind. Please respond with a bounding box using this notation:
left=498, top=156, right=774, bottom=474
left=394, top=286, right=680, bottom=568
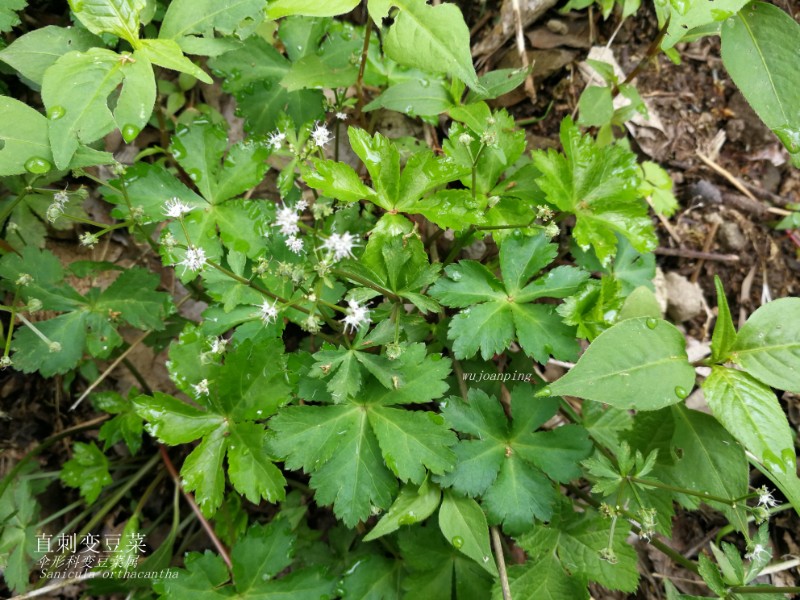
left=154, top=521, right=336, bottom=599
left=269, top=351, right=455, bottom=527
left=517, top=500, right=639, bottom=594
left=134, top=337, right=292, bottom=516
left=439, top=388, right=591, bottom=534
left=532, top=117, right=656, bottom=265
left=430, top=232, right=588, bottom=362
left=400, top=525, right=494, bottom=600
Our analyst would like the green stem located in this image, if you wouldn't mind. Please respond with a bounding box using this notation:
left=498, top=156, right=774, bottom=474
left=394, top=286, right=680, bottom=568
left=628, top=476, right=751, bottom=507
left=728, top=585, right=800, bottom=595
left=332, top=267, right=400, bottom=302
left=0, top=178, right=38, bottom=225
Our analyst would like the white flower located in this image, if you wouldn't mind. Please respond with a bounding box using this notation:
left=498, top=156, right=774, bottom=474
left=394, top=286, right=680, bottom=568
left=296, top=199, right=308, bottom=212
left=286, top=235, right=304, bottom=254
left=320, top=231, right=358, bottom=261
left=192, top=379, right=209, bottom=396
left=164, top=197, right=193, bottom=218
left=745, top=544, right=769, bottom=561
left=53, top=191, right=69, bottom=206
left=267, top=131, right=286, bottom=151
left=179, top=246, right=207, bottom=273
left=79, top=232, right=99, bottom=248
left=311, top=122, right=332, bottom=148
left=274, top=204, right=300, bottom=236
left=757, top=486, right=779, bottom=508
left=209, top=337, right=227, bottom=354
left=336, top=112, right=348, bottom=121
left=458, top=132, right=474, bottom=145
left=259, top=299, right=279, bottom=324
left=15, top=273, right=33, bottom=286
left=342, top=299, right=371, bottom=333
left=0, top=356, right=12, bottom=369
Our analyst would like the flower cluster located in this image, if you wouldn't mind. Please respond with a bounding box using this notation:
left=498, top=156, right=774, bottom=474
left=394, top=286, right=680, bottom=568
left=320, top=231, right=358, bottom=261
left=259, top=299, right=280, bottom=325
left=342, top=299, right=371, bottom=333
left=179, top=246, right=207, bottom=274
left=46, top=190, right=70, bottom=223
left=164, top=197, right=193, bottom=219
left=311, top=122, right=332, bottom=148
left=267, top=131, right=286, bottom=151
left=272, top=202, right=309, bottom=254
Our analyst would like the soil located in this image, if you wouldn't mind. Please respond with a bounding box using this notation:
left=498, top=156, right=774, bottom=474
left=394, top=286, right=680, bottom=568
left=2, top=1, right=799, bottom=598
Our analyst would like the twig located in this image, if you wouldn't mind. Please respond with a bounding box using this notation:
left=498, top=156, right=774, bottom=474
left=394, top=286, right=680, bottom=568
left=654, top=247, right=739, bottom=262
left=159, top=446, right=233, bottom=573
left=691, top=220, right=720, bottom=283
left=491, top=526, right=512, bottom=600
left=70, top=329, right=151, bottom=410
left=696, top=150, right=791, bottom=216
left=510, top=0, right=536, bottom=101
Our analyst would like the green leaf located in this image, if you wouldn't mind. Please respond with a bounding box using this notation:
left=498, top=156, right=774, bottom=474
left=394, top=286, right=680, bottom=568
left=270, top=405, right=397, bottom=527
left=341, top=554, right=404, bottom=600
left=431, top=233, right=586, bottom=362
left=711, top=276, right=737, bottom=363
left=134, top=392, right=224, bottom=445
left=664, top=406, right=750, bottom=532
left=364, top=481, right=442, bottom=541
left=93, top=391, right=145, bottom=455
left=729, top=298, right=800, bottom=393
left=137, top=38, right=212, bottom=84
left=544, top=317, right=696, bottom=411
left=41, top=48, right=125, bottom=170
left=60, top=442, right=112, bottom=504
left=227, top=423, right=286, bottom=505
left=0, top=97, right=55, bottom=177
left=640, top=161, right=678, bottom=217
left=267, top=0, right=359, bottom=18
left=440, top=389, right=590, bottom=533
left=702, top=367, right=796, bottom=472
left=170, top=119, right=269, bottom=203
left=465, top=67, right=530, bottom=103
left=68, top=0, right=144, bottom=45
left=518, top=501, right=639, bottom=592
left=159, top=0, right=265, bottom=50
left=369, top=0, right=482, bottom=91
left=303, top=159, right=377, bottom=203
left=0, top=0, right=25, bottom=34
left=438, top=490, right=498, bottom=576
left=532, top=117, right=656, bottom=265
left=578, top=85, right=614, bottom=127
left=500, top=555, right=589, bottom=600
left=94, top=268, right=172, bottom=330
left=0, top=26, right=99, bottom=86
left=11, top=311, right=88, bottom=377
left=659, top=0, right=749, bottom=50
left=721, top=2, right=800, bottom=166
left=364, top=78, right=454, bottom=116
left=135, top=337, right=291, bottom=516
left=368, top=407, right=457, bottom=483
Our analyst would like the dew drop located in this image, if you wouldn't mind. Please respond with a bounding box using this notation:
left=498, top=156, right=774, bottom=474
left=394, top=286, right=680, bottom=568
left=774, top=126, right=800, bottom=155
left=646, top=318, right=658, bottom=330
left=24, top=157, right=53, bottom=174
left=48, top=105, right=66, bottom=120
left=482, top=555, right=490, bottom=562
left=398, top=513, right=416, bottom=526
left=674, top=386, right=689, bottom=399
left=187, top=168, right=203, bottom=182
left=121, top=124, right=141, bottom=143
left=539, top=386, right=552, bottom=397
left=451, top=536, right=464, bottom=548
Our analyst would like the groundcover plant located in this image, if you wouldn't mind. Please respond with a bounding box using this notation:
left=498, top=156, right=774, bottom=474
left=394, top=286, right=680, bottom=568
left=1, top=0, right=799, bottom=598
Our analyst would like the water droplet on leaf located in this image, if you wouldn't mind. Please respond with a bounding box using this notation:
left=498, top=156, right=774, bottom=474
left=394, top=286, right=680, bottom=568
left=646, top=318, right=658, bottom=330
left=451, top=536, right=464, bottom=548
left=24, top=157, right=53, bottom=174
left=121, top=124, right=141, bottom=143
left=48, top=105, right=66, bottom=120
left=674, top=386, right=689, bottom=399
